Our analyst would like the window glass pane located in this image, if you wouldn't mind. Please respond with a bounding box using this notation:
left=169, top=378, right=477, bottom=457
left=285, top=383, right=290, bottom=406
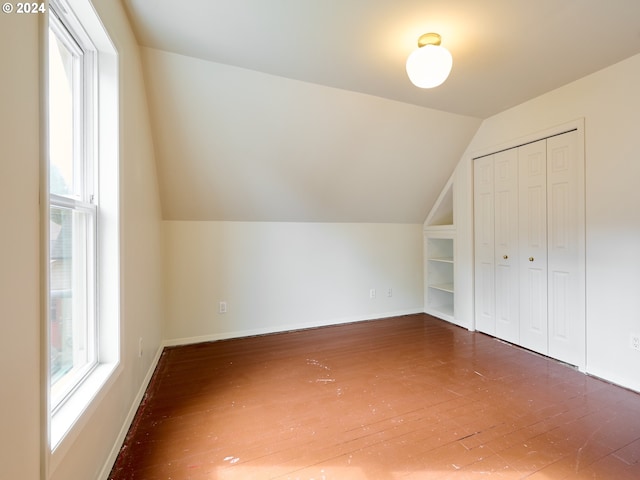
left=48, top=27, right=78, bottom=198
left=49, top=205, right=95, bottom=404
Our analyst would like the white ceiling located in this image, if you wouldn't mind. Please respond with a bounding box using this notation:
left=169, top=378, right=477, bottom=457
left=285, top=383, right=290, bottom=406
left=120, top=0, right=640, bottom=223
left=123, top=0, right=640, bottom=118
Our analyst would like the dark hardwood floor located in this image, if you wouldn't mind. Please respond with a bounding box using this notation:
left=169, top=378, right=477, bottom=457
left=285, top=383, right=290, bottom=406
left=109, top=314, right=640, bottom=479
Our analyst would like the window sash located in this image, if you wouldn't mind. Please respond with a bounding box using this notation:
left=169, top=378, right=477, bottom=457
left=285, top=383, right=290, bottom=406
left=48, top=4, right=99, bottom=413
left=49, top=202, right=98, bottom=410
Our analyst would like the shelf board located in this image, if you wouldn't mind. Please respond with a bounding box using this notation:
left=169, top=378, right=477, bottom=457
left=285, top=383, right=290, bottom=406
left=423, top=225, right=455, bottom=232
left=429, top=283, right=454, bottom=293
left=426, top=304, right=454, bottom=319
left=428, top=257, right=454, bottom=264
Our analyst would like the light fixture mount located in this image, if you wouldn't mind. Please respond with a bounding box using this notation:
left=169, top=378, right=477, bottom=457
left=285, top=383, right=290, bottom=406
left=417, top=33, right=442, bottom=48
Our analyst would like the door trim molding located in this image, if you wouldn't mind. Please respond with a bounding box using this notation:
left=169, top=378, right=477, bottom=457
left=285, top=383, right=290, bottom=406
left=471, top=118, right=584, bottom=162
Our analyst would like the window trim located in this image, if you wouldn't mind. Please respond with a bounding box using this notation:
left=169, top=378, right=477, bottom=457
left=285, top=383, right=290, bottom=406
left=48, top=0, right=100, bottom=415
left=43, top=0, right=120, bottom=470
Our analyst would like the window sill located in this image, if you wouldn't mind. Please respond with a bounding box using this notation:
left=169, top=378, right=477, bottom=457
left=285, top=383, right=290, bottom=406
left=51, top=361, right=119, bottom=456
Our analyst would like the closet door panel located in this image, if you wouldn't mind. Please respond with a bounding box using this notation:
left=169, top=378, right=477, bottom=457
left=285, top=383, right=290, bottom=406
left=519, top=140, right=548, bottom=355
left=547, top=131, right=585, bottom=366
left=474, top=156, right=495, bottom=335
left=494, top=149, right=519, bottom=343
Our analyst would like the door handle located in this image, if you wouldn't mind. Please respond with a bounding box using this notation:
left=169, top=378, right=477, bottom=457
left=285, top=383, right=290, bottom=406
left=503, top=255, right=508, bottom=260
left=529, top=256, right=534, bottom=262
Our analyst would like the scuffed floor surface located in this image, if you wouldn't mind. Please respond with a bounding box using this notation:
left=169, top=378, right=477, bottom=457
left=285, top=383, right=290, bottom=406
left=110, top=314, right=640, bottom=479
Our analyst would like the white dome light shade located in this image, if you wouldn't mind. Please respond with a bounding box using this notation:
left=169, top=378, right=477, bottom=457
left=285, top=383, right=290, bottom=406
left=406, top=43, right=453, bottom=89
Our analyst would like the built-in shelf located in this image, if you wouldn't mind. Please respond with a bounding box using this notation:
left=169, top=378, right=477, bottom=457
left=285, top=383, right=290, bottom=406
left=429, top=257, right=453, bottom=264
left=429, top=283, right=454, bottom=293
left=425, top=236, right=455, bottom=322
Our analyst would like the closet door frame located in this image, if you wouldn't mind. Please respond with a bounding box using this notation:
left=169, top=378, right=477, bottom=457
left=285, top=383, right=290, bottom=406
left=471, top=118, right=586, bottom=371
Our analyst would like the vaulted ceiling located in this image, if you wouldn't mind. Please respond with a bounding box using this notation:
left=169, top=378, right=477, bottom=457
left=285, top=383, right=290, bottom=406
left=122, top=0, right=640, bottom=223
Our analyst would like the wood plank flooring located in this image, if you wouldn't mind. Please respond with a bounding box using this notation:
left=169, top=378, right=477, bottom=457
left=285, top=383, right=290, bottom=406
left=109, top=314, right=640, bottom=479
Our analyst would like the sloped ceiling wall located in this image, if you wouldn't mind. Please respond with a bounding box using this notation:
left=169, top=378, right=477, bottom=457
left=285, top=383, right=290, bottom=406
left=142, top=47, right=481, bottom=223
left=125, top=0, right=640, bottom=118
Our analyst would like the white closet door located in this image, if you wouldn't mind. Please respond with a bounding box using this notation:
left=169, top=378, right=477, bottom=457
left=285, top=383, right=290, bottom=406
left=547, top=131, right=585, bottom=367
left=474, top=156, right=495, bottom=335
left=519, top=140, right=548, bottom=355
left=494, top=149, right=519, bottom=343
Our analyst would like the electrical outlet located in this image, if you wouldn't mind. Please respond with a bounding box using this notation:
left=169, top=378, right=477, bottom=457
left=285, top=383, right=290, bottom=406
left=387, top=288, right=393, bottom=297
left=138, top=337, right=143, bottom=358
left=219, top=301, right=228, bottom=314
left=369, top=289, right=376, bottom=299
left=631, top=334, right=640, bottom=351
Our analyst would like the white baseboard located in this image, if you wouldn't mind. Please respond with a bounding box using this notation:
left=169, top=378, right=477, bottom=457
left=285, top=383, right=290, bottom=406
left=163, top=309, right=423, bottom=347
left=98, top=345, right=164, bottom=480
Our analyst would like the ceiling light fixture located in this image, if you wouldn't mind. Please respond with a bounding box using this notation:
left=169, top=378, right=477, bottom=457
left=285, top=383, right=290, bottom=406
left=406, top=33, right=452, bottom=89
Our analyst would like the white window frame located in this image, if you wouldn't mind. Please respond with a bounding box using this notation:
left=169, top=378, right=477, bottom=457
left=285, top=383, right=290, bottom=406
left=48, top=4, right=99, bottom=413
left=44, top=0, right=120, bottom=471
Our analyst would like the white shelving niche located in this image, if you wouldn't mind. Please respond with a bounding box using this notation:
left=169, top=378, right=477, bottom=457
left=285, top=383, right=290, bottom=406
left=423, top=173, right=457, bottom=324
left=425, top=234, right=455, bottom=322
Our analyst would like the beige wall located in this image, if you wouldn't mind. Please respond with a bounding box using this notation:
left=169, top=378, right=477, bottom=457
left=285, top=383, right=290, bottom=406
left=141, top=47, right=481, bottom=224
left=0, top=10, right=41, bottom=480
left=163, top=221, right=424, bottom=343
left=0, top=1, right=165, bottom=478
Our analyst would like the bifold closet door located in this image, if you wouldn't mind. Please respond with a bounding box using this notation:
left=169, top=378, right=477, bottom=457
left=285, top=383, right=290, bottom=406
left=494, top=149, right=519, bottom=343
left=518, top=139, right=548, bottom=355
left=474, top=130, right=585, bottom=368
left=474, top=149, right=519, bottom=341
left=546, top=131, right=585, bottom=367
left=474, top=156, right=495, bottom=335
left=517, top=131, right=585, bottom=365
